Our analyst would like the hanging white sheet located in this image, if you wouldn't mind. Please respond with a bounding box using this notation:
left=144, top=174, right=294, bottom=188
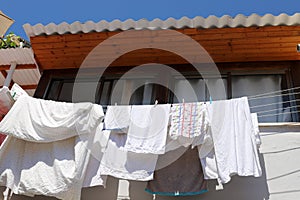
left=200, top=97, right=262, bottom=183
left=0, top=95, right=105, bottom=200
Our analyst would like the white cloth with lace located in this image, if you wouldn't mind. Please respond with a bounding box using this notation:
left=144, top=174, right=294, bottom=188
left=169, top=102, right=210, bottom=148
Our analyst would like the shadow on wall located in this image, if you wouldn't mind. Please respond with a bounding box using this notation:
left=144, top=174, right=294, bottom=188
left=0, top=154, right=269, bottom=200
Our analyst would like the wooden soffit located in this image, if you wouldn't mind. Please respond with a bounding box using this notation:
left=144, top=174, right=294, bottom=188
left=30, top=26, right=300, bottom=70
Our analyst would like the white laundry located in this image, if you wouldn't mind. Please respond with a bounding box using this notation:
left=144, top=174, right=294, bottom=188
left=197, top=128, right=218, bottom=180
left=10, top=83, right=29, bottom=101
left=169, top=102, right=210, bottom=148
left=202, top=97, right=262, bottom=184
left=124, top=104, right=171, bottom=154
left=100, top=131, right=158, bottom=181
left=251, top=113, right=262, bottom=148
left=0, top=95, right=105, bottom=200
left=82, top=125, right=109, bottom=188
left=169, top=102, right=209, bottom=140
left=0, top=86, right=14, bottom=116
left=104, top=105, right=131, bottom=133
left=0, top=95, right=101, bottom=142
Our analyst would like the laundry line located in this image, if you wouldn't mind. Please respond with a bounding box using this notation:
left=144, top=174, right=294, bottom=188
left=257, top=110, right=300, bottom=118
left=247, top=86, right=300, bottom=99
left=248, top=91, right=300, bottom=101
left=249, top=98, right=300, bottom=109
left=255, top=104, right=300, bottom=115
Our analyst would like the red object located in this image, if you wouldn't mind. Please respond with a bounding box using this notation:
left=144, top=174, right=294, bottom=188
left=0, top=134, right=6, bottom=145
left=0, top=115, right=7, bottom=145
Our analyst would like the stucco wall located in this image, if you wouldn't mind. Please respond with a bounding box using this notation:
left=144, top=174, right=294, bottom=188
left=1, top=124, right=300, bottom=200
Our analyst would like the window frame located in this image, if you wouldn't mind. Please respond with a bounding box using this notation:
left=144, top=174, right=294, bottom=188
left=34, top=62, right=300, bottom=123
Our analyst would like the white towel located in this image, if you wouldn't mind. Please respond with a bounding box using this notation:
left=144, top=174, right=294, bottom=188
left=99, top=131, right=158, bottom=181
left=203, top=97, right=262, bottom=184
left=104, top=105, right=131, bottom=133
left=124, top=104, right=171, bottom=154
left=0, top=95, right=105, bottom=200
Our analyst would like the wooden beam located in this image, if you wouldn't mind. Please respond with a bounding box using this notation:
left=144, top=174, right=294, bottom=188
left=0, top=64, right=36, bottom=71
left=21, top=84, right=38, bottom=90
left=0, top=84, right=37, bottom=90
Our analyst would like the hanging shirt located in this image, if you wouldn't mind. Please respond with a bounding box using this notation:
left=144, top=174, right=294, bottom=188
left=202, top=97, right=262, bottom=184
left=123, top=104, right=171, bottom=154
left=0, top=95, right=105, bottom=200
left=145, top=147, right=208, bottom=196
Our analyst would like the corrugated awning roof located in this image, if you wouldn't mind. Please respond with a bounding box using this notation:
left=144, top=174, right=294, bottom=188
left=0, top=48, right=35, bottom=66
left=24, top=13, right=300, bottom=37
left=0, top=48, right=40, bottom=96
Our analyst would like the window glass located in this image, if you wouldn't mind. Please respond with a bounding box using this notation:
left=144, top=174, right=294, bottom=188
left=232, top=75, right=297, bottom=122
left=44, top=72, right=298, bottom=123
left=45, top=80, right=61, bottom=100
left=99, top=81, right=112, bottom=106
left=172, top=78, right=227, bottom=103
left=109, top=79, right=154, bottom=105
left=59, top=81, right=100, bottom=103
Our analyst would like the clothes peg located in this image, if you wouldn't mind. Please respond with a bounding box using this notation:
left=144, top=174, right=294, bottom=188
left=152, top=194, right=156, bottom=200
left=115, top=102, right=117, bottom=106
left=209, top=96, right=212, bottom=104
left=12, top=92, right=16, bottom=99
left=154, top=100, right=158, bottom=107
left=182, top=98, right=185, bottom=104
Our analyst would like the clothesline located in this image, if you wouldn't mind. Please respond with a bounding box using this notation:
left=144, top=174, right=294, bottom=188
left=248, top=91, right=300, bottom=101
left=249, top=98, right=300, bottom=109
left=258, top=110, right=300, bottom=118
left=256, top=104, right=300, bottom=114
left=104, top=98, right=300, bottom=117
left=247, top=86, right=300, bottom=98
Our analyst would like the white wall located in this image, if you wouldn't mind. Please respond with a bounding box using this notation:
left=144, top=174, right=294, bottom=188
left=1, top=124, right=300, bottom=200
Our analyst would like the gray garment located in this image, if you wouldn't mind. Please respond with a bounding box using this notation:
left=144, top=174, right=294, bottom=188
left=146, top=147, right=208, bottom=196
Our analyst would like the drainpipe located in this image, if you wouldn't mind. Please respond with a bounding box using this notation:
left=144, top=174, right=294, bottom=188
left=3, top=62, right=16, bottom=87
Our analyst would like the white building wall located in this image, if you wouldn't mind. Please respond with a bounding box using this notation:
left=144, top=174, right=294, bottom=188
left=1, top=124, right=300, bottom=200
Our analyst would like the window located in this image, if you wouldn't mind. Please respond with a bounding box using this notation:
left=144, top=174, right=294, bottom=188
left=171, top=77, right=227, bottom=103
left=41, top=64, right=299, bottom=123
left=232, top=74, right=298, bottom=123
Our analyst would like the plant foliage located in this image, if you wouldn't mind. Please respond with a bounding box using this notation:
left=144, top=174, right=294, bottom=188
left=0, top=32, right=31, bottom=49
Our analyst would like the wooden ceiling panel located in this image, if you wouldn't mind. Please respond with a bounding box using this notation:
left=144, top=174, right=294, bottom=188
left=30, top=26, right=300, bottom=70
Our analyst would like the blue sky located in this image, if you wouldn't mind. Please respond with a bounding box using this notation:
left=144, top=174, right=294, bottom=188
left=2, top=0, right=300, bottom=40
